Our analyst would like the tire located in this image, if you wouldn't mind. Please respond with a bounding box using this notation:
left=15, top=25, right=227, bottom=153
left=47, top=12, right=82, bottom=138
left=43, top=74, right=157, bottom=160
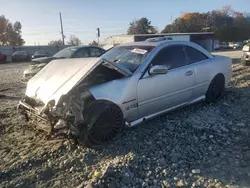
left=242, top=59, right=249, bottom=66
left=77, top=100, right=125, bottom=148
left=205, top=74, right=225, bottom=103
left=242, top=60, right=247, bottom=66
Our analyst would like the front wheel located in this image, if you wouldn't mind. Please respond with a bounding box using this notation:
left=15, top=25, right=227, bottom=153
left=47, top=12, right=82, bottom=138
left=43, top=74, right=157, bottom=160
left=206, top=74, right=225, bottom=103
left=241, top=58, right=250, bottom=66
left=77, top=100, right=125, bottom=148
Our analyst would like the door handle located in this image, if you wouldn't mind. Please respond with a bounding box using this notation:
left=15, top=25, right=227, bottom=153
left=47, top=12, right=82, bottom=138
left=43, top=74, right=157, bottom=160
left=185, top=70, right=193, bottom=76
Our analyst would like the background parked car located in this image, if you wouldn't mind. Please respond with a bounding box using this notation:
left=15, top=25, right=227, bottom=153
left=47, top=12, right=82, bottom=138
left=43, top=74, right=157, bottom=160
left=31, top=46, right=106, bottom=64
left=23, top=45, right=106, bottom=79
left=219, top=43, right=231, bottom=50
left=214, top=43, right=220, bottom=51
left=229, top=42, right=243, bottom=49
left=31, top=50, right=49, bottom=60
left=12, top=51, right=30, bottom=62
left=241, top=44, right=250, bottom=66
left=0, top=52, right=7, bottom=63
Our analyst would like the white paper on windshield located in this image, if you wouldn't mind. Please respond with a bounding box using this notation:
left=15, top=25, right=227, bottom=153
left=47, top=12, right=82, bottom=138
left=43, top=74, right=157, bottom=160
left=131, top=48, right=147, bottom=54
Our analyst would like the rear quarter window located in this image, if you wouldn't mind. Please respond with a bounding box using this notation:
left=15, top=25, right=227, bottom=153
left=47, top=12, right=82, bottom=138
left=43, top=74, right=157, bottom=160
left=185, top=46, right=208, bottom=64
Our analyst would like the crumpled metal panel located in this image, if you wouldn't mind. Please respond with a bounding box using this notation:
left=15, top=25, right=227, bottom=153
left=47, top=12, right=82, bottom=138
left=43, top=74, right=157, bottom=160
left=25, top=57, right=102, bottom=105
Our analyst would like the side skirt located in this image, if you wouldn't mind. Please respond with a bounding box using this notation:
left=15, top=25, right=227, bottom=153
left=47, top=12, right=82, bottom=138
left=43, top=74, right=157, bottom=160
left=126, top=95, right=205, bottom=128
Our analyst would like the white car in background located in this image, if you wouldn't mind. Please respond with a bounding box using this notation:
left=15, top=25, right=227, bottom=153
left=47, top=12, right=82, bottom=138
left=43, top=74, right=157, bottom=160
left=229, top=42, right=242, bottom=49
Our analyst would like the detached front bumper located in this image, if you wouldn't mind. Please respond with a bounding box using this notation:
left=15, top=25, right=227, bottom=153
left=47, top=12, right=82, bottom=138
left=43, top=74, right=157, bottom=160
left=23, top=63, right=46, bottom=78
left=17, top=97, right=73, bottom=134
left=23, top=69, right=38, bottom=78
left=17, top=98, right=49, bottom=123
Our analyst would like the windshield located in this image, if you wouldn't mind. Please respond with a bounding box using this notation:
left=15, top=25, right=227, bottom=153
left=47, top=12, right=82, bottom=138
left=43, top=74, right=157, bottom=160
left=53, top=47, right=78, bottom=58
left=34, top=50, right=46, bottom=55
left=13, top=51, right=26, bottom=55
left=101, top=45, right=155, bottom=72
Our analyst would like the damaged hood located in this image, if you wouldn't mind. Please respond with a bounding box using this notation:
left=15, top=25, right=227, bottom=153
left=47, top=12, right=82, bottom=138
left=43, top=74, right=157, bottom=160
left=25, top=57, right=132, bottom=105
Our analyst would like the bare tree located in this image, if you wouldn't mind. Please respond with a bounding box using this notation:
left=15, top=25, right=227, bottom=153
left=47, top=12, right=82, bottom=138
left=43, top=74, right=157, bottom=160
left=67, top=35, right=82, bottom=46
left=48, top=39, right=63, bottom=46
left=88, top=40, right=98, bottom=46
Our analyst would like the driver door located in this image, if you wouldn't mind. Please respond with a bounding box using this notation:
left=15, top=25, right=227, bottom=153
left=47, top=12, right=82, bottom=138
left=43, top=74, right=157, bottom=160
left=137, top=45, right=195, bottom=118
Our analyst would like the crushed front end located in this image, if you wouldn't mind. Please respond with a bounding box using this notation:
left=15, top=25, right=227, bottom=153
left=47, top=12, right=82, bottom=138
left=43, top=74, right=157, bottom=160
left=17, top=57, right=105, bottom=141
left=17, top=88, right=94, bottom=140
left=17, top=57, right=130, bottom=145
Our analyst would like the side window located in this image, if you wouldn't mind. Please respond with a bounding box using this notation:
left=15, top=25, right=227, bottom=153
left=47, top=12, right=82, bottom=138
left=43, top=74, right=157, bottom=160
left=151, top=45, right=187, bottom=70
left=89, top=48, right=103, bottom=57
left=185, top=46, right=208, bottom=64
left=73, top=49, right=89, bottom=58
left=22, top=51, right=27, bottom=55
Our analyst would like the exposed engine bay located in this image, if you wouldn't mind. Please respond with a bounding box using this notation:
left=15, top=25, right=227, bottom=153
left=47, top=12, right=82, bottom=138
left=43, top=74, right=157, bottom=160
left=18, top=61, right=126, bottom=144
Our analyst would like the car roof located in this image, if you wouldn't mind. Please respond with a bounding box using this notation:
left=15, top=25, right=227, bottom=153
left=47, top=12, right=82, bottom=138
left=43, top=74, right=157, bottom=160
left=118, top=39, right=214, bottom=58
left=14, top=50, right=26, bottom=52
left=119, top=40, right=196, bottom=47
left=64, top=45, right=102, bottom=50
left=13, top=51, right=26, bottom=54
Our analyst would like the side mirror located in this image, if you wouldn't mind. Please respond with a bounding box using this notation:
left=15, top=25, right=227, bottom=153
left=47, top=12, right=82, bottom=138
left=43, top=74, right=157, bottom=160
left=148, top=65, right=168, bottom=75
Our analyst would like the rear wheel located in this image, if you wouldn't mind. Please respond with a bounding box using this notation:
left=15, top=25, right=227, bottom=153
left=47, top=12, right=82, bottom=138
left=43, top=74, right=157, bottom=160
left=78, top=100, right=125, bottom=148
left=206, top=74, right=225, bottom=103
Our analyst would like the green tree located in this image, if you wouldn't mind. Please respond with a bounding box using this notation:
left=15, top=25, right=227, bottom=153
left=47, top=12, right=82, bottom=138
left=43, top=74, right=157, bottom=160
left=0, top=15, right=24, bottom=46
left=161, top=6, right=250, bottom=42
left=127, top=17, right=158, bottom=35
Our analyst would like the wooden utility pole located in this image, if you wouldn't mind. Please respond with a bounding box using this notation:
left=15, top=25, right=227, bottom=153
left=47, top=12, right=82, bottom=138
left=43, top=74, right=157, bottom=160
left=59, top=12, right=65, bottom=45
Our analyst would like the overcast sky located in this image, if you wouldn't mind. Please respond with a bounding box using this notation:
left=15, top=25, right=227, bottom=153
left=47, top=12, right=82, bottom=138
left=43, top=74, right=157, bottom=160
left=1, top=0, right=249, bottom=45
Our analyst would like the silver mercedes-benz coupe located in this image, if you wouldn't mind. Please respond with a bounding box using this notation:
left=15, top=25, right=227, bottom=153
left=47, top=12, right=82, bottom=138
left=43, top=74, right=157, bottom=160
left=18, top=37, right=232, bottom=148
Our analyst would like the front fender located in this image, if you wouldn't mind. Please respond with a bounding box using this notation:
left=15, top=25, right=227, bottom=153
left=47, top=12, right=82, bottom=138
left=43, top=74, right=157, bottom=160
left=88, top=75, right=139, bottom=122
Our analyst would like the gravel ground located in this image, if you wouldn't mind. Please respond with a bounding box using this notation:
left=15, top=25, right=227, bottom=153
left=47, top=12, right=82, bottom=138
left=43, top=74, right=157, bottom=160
left=1, top=51, right=250, bottom=188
